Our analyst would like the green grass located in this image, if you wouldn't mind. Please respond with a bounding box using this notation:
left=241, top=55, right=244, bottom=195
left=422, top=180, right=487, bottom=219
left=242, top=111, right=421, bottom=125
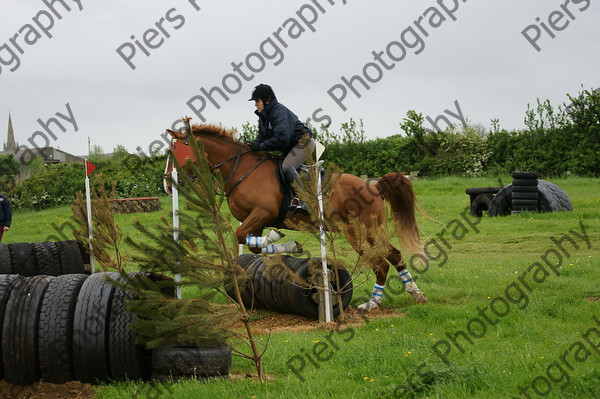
left=5, top=177, right=600, bottom=398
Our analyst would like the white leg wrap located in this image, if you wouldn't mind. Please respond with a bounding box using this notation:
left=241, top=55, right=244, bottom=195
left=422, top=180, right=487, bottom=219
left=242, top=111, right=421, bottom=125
left=399, top=270, right=420, bottom=293
left=246, top=229, right=284, bottom=248
left=262, top=240, right=301, bottom=254
left=400, top=269, right=427, bottom=303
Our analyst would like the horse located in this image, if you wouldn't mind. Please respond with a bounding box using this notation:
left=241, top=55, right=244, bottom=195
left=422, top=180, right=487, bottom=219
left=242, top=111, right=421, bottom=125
left=163, top=123, right=426, bottom=312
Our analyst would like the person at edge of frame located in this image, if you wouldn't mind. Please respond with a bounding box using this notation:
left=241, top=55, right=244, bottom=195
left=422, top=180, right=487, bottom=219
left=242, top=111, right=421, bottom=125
left=0, top=191, right=12, bottom=243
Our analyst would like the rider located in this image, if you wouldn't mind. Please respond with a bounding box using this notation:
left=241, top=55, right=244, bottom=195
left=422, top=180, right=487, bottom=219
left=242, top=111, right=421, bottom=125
left=247, top=84, right=315, bottom=215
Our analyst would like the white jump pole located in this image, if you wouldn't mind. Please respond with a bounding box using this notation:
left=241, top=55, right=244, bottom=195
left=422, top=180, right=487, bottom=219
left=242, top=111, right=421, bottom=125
left=239, top=222, right=244, bottom=256
left=313, top=139, right=332, bottom=323
left=84, top=160, right=95, bottom=274
left=171, top=167, right=182, bottom=300
left=316, top=159, right=332, bottom=322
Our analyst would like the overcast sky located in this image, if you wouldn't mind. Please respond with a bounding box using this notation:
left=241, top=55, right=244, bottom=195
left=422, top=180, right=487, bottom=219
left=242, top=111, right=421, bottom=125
left=0, top=0, right=598, bottom=157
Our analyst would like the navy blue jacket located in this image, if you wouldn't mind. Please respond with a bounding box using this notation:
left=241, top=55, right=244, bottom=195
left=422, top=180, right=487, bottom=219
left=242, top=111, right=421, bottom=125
left=254, top=98, right=311, bottom=153
left=0, top=193, right=11, bottom=227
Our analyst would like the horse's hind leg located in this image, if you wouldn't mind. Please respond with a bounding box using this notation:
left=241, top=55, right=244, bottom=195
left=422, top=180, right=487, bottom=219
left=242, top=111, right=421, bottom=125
left=387, top=246, right=427, bottom=304
left=358, top=246, right=426, bottom=312
left=357, top=257, right=390, bottom=312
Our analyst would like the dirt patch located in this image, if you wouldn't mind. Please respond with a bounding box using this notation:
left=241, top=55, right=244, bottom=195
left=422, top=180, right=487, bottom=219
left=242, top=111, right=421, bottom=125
left=0, top=380, right=95, bottom=399
left=234, top=306, right=405, bottom=335
left=587, top=296, right=600, bottom=302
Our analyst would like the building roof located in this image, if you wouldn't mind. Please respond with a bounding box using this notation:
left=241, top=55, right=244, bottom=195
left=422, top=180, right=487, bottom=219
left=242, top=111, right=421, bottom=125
left=3, top=113, right=18, bottom=152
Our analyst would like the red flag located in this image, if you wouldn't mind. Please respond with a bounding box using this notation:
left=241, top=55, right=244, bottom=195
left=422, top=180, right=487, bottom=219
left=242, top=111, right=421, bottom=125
left=86, top=160, right=96, bottom=176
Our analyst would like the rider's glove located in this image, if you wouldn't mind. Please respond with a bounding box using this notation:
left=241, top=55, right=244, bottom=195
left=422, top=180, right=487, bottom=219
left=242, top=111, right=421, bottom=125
left=247, top=141, right=261, bottom=151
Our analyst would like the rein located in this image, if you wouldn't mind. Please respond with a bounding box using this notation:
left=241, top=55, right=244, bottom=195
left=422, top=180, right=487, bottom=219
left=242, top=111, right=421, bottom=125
left=208, top=143, right=268, bottom=197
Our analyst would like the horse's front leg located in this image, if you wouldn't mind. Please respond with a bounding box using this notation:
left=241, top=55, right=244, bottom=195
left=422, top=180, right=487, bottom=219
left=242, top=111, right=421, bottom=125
left=235, top=209, right=302, bottom=254
left=246, top=229, right=285, bottom=249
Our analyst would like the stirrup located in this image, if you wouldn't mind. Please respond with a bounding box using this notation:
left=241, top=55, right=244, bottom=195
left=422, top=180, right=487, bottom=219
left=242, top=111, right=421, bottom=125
left=288, top=197, right=309, bottom=215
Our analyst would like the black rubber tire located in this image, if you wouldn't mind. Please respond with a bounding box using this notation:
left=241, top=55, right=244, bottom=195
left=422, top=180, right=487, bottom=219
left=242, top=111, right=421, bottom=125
left=8, top=243, right=37, bottom=276
left=77, top=241, right=91, bottom=265
left=32, top=242, right=62, bottom=276
left=282, top=257, right=309, bottom=316
left=73, top=272, right=119, bottom=383
left=55, top=240, right=86, bottom=274
left=244, top=257, right=263, bottom=309
left=256, top=263, right=273, bottom=310
left=254, top=262, right=271, bottom=310
left=0, top=275, right=21, bottom=379
left=108, top=276, right=150, bottom=381
left=38, top=274, right=88, bottom=383
left=271, top=260, right=295, bottom=314
left=537, top=180, right=573, bottom=212
left=258, top=260, right=275, bottom=310
left=226, top=254, right=257, bottom=304
left=465, top=186, right=503, bottom=196
left=511, top=192, right=539, bottom=200
left=2, top=275, right=53, bottom=385
left=261, top=265, right=284, bottom=313
left=234, top=254, right=259, bottom=269
left=151, top=345, right=231, bottom=377
left=0, top=244, right=12, bottom=274
left=511, top=179, right=538, bottom=187
left=511, top=186, right=538, bottom=193
left=512, top=206, right=539, bottom=213
left=289, top=259, right=353, bottom=319
left=470, top=193, right=494, bottom=217
left=274, top=261, right=293, bottom=313
left=512, top=171, right=539, bottom=179
left=511, top=199, right=539, bottom=207
left=230, top=255, right=257, bottom=307
left=489, top=185, right=513, bottom=217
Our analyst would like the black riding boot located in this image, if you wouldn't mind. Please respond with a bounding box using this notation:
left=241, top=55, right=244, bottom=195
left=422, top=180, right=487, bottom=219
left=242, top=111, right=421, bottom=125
left=284, top=166, right=309, bottom=215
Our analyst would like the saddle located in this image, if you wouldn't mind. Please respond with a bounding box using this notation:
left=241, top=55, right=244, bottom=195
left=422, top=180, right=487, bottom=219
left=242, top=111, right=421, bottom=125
left=272, top=161, right=325, bottom=227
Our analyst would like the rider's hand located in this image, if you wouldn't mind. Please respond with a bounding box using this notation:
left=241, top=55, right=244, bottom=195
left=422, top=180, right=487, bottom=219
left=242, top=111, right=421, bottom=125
left=247, top=141, right=261, bottom=151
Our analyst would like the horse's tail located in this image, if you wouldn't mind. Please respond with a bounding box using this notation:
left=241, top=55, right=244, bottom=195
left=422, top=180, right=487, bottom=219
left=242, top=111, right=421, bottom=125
left=375, top=172, right=423, bottom=255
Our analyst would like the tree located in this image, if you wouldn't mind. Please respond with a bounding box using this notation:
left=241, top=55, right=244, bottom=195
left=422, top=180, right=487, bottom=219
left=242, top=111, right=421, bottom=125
left=0, top=154, right=20, bottom=192
left=89, top=144, right=104, bottom=162
left=112, top=144, right=129, bottom=160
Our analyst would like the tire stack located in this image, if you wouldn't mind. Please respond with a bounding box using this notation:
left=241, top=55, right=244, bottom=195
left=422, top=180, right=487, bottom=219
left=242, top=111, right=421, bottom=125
left=511, top=171, right=539, bottom=214
left=0, top=272, right=152, bottom=385
left=228, top=254, right=353, bottom=319
left=489, top=179, right=573, bottom=217
left=0, top=240, right=87, bottom=276
left=465, top=187, right=503, bottom=217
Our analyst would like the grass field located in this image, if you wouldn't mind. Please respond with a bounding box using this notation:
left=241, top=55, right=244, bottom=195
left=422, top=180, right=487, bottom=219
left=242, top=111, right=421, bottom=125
left=4, top=176, right=599, bottom=398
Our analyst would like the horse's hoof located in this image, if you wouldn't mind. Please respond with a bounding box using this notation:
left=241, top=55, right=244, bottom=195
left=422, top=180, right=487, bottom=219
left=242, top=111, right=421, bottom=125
left=357, top=299, right=380, bottom=312
left=415, top=293, right=427, bottom=304
left=266, top=229, right=285, bottom=244
left=285, top=240, right=302, bottom=253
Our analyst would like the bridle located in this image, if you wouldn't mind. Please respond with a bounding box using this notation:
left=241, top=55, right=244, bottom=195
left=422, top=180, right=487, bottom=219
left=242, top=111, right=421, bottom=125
left=168, top=138, right=271, bottom=197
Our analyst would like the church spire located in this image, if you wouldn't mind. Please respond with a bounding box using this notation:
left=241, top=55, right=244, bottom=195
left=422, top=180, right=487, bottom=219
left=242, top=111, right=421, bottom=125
left=4, top=113, right=18, bottom=152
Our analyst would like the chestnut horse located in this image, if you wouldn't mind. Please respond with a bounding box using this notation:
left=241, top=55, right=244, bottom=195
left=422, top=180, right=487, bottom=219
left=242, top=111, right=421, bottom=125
left=164, top=124, right=426, bottom=311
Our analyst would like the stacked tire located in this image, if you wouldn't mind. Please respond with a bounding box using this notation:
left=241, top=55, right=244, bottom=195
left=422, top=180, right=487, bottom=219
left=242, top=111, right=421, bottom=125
left=465, top=187, right=502, bottom=217
left=0, top=240, right=86, bottom=276
left=511, top=171, right=539, bottom=214
left=229, top=255, right=353, bottom=319
left=489, top=179, right=573, bottom=217
left=0, top=272, right=151, bottom=385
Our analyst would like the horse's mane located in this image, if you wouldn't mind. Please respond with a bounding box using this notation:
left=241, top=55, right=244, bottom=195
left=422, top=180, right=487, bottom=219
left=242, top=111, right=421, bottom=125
left=191, top=124, right=240, bottom=143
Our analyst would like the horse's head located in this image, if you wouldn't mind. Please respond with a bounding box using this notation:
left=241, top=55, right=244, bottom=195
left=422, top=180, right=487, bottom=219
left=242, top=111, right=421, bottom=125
left=163, top=123, right=254, bottom=196
left=163, top=128, right=194, bottom=196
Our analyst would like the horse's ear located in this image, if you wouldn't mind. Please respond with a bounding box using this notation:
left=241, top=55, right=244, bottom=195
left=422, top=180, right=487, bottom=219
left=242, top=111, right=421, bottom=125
left=166, top=129, right=186, bottom=140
